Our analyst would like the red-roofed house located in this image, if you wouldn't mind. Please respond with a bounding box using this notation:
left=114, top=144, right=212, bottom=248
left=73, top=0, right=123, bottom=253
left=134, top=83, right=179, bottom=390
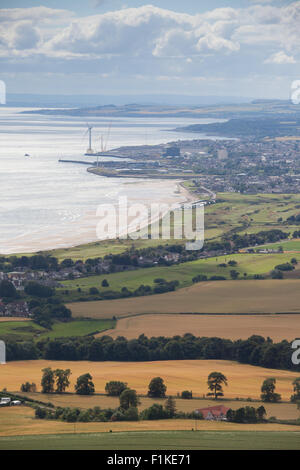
left=195, top=405, right=230, bottom=421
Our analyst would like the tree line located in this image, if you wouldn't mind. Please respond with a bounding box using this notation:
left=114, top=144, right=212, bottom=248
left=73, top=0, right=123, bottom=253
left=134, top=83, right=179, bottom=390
left=7, top=334, right=300, bottom=374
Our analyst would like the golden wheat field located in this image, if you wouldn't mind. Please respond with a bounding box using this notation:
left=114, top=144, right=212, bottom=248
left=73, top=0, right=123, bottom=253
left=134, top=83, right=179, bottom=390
left=96, top=313, right=300, bottom=341
left=69, top=280, right=300, bottom=318
left=1, top=360, right=299, bottom=400
left=0, top=407, right=299, bottom=437
left=20, top=393, right=300, bottom=420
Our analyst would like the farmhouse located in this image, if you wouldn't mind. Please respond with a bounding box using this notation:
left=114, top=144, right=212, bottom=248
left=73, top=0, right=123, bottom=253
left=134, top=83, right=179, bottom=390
left=195, top=405, right=230, bottom=421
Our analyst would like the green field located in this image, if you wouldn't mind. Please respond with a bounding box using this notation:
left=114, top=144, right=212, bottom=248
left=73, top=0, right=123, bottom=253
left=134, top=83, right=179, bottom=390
left=0, top=319, right=115, bottom=342
left=13, top=192, right=300, bottom=262
left=0, top=430, right=299, bottom=450
left=254, top=239, right=300, bottom=252
left=59, top=252, right=297, bottom=301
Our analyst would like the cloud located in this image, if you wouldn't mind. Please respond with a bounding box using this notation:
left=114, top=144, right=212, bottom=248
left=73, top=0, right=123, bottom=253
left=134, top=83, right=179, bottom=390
left=0, top=6, right=74, bottom=24
left=265, top=50, right=296, bottom=64
left=10, top=21, right=40, bottom=50
left=0, top=2, right=299, bottom=87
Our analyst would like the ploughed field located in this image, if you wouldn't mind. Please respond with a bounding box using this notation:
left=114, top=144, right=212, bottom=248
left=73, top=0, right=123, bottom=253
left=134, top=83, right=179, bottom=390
left=96, top=313, right=300, bottom=342
left=69, top=279, right=300, bottom=317
left=1, top=359, right=299, bottom=400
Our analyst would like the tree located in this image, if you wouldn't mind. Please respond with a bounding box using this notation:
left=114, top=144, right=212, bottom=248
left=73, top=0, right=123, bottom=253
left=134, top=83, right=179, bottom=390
left=207, top=372, right=228, bottom=400
left=102, top=279, right=109, bottom=287
left=55, top=369, right=71, bottom=393
left=75, top=373, right=95, bottom=395
left=230, top=270, right=240, bottom=280
left=24, top=281, right=54, bottom=298
left=165, top=396, right=176, bottom=418
left=119, top=388, right=140, bottom=410
left=35, top=407, right=47, bottom=419
left=261, top=378, right=281, bottom=403
left=41, top=367, right=55, bottom=394
left=256, top=405, right=266, bottom=421
left=105, top=381, right=128, bottom=396
left=148, top=377, right=167, bottom=398
left=20, top=382, right=36, bottom=393
left=290, top=377, right=300, bottom=403
left=0, top=280, right=17, bottom=298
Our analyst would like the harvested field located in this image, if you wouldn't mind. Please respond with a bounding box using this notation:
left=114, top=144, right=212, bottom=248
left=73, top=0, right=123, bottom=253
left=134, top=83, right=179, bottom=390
left=1, top=359, right=299, bottom=400
left=0, top=318, right=30, bottom=322
left=21, top=393, right=300, bottom=420
left=0, top=407, right=299, bottom=438
left=69, top=279, right=300, bottom=318
left=97, top=313, right=300, bottom=342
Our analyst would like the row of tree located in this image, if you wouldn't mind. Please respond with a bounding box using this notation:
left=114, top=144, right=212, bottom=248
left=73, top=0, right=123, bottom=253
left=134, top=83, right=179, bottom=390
left=7, top=334, right=300, bottom=374
left=27, top=369, right=300, bottom=404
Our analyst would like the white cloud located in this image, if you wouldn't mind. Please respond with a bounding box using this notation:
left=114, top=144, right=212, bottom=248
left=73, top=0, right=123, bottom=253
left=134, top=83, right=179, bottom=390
left=265, top=50, right=296, bottom=64
left=0, top=2, right=299, bottom=89
left=0, top=6, right=74, bottom=24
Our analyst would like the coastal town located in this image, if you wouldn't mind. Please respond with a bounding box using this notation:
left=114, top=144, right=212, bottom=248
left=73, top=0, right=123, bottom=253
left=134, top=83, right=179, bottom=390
left=76, top=137, right=300, bottom=195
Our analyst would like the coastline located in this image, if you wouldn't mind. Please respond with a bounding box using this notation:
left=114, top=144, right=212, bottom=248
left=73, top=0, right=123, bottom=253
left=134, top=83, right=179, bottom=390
left=1, top=178, right=197, bottom=255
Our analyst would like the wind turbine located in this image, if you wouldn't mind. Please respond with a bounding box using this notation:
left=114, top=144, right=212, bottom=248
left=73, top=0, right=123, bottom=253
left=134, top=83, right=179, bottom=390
left=85, top=123, right=94, bottom=155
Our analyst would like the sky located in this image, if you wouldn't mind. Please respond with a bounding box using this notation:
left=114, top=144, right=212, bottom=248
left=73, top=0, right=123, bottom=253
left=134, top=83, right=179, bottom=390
left=0, top=0, right=299, bottom=99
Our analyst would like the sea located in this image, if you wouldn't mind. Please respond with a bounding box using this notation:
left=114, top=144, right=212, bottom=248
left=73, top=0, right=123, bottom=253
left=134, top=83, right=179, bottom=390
left=0, top=107, right=226, bottom=254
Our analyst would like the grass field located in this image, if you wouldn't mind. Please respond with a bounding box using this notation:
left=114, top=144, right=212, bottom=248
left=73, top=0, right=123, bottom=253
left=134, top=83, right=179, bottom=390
left=0, top=319, right=115, bottom=342
left=1, top=359, right=299, bottom=400
left=254, top=239, right=300, bottom=252
left=59, top=252, right=298, bottom=303
left=69, top=279, right=300, bottom=318
left=96, top=313, right=300, bottom=342
left=1, top=428, right=300, bottom=450
left=20, top=393, right=300, bottom=420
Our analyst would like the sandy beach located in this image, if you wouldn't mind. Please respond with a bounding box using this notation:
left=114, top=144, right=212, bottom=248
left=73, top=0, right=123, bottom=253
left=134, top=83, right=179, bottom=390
left=1, top=179, right=196, bottom=254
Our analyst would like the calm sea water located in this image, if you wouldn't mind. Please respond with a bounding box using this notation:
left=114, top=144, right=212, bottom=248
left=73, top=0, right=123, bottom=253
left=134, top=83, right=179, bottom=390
left=0, top=107, right=224, bottom=254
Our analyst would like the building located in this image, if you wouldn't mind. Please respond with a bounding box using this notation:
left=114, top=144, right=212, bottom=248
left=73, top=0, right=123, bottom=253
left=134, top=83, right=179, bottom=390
left=195, top=405, right=230, bottom=421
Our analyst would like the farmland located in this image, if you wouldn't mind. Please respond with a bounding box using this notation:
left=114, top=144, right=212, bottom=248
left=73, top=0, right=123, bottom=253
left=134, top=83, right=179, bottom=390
left=0, top=407, right=300, bottom=449
left=96, top=313, right=300, bottom=342
left=60, top=252, right=298, bottom=303
left=19, top=393, right=300, bottom=421
left=1, top=359, right=299, bottom=400
left=69, top=279, right=300, bottom=318
left=0, top=319, right=115, bottom=342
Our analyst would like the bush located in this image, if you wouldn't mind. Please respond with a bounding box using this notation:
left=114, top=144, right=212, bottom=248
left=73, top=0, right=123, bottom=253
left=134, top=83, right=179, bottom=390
left=140, top=404, right=169, bottom=420
left=181, top=390, right=193, bottom=399
left=192, top=275, right=207, bottom=283
left=123, top=407, right=139, bottom=421
left=274, top=263, right=294, bottom=272
left=89, top=287, right=99, bottom=295
left=35, top=407, right=47, bottom=419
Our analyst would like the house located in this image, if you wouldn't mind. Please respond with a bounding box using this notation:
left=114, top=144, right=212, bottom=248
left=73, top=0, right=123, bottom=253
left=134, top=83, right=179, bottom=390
left=195, top=405, right=230, bottom=421
left=0, top=300, right=30, bottom=318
